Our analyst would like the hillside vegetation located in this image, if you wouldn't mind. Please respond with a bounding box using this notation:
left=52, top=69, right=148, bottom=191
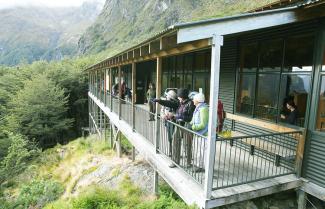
left=0, top=135, right=195, bottom=209
left=78, top=0, right=276, bottom=56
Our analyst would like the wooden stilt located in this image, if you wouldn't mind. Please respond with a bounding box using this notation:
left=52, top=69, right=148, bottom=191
left=154, top=170, right=159, bottom=195
left=297, top=190, right=307, bottom=209
left=132, top=146, right=135, bottom=161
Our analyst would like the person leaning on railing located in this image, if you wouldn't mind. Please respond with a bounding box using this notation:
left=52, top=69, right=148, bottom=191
left=159, top=90, right=178, bottom=157
left=153, top=88, right=195, bottom=168
left=189, top=93, right=209, bottom=173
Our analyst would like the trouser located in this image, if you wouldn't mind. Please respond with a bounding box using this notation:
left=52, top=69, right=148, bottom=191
left=148, top=101, right=156, bottom=120
left=172, top=123, right=193, bottom=166
left=193, top=137, right=207, bottom=169
left=166, top=121, right=174, bottom=157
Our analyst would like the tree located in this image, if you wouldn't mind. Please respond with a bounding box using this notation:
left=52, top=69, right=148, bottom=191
left=0, top=132, right=38, bottom=184
left=6, top=74, right=73, bottom=147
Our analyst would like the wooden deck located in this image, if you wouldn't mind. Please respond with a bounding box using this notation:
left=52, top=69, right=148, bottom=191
left=90, top=93, right=302, bottom=209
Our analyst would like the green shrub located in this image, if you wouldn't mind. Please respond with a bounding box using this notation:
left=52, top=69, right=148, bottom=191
left=72, top=187, right=122, bottom=209
left=14, top=179, right=64, bottom=209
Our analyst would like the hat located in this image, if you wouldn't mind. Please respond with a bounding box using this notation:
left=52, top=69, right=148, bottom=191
left=193, top=93, right=205, bottom=103
left=166, top=90, right=177, bottom=100
left=177, top=88, right=189, bottom=99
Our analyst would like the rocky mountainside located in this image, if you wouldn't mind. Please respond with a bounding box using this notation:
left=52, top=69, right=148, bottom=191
left=78, top=0, right=276, bottom=55
left=0, top=0, right=104, bottom=66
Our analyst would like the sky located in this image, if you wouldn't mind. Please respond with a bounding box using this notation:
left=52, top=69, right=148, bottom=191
left=0, top=0, right=101, bottom=9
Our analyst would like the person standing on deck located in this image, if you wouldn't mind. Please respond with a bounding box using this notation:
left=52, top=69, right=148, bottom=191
left=190, top=93, right=209, bottom=172
left=153, top=88, right=195, bottom=168
left=147, top=82, right=156, bottom=121
left=160, top=90, right=177, bottom=157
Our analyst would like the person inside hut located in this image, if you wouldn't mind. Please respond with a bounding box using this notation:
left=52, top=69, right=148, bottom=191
left=147, top=82, right=156, bottom=121
left=190, top=93, right=209, bottom=172
left=281, top=100, right=299, bottom=125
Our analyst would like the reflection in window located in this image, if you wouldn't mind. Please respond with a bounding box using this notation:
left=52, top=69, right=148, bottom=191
left=279, top=74, right=311, bottom=127
left=240, top=43, right=258, bottom=72
left=316, top=77, right=325, bottom=132
left=259, top=39, right=283, bottom=72
left=255, top=74, right=280, bottom=121
left=284, top=34, right=314, bottom=72
left=236, top=74, right=256, bottom=115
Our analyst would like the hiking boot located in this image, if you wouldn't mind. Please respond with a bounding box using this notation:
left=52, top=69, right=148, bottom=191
left=193, top=166, right=204, bottom=173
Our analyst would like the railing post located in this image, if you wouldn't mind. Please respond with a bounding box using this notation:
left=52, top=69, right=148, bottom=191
left=204, top=35, right=223, bottom=198
left=110, top=68, right=113, bottom=111
left=132, top=62, right=136, bottom=131
left=296, top=128, right=307, bottom=177
left=155, top=57, right=162, bottom=152
left=118, top=65, right=122, bottom=119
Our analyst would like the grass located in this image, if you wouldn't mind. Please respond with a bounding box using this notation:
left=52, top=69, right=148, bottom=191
left=1, top=133, right=195, bottom=208
left=44, top=175, right=196, bottom=209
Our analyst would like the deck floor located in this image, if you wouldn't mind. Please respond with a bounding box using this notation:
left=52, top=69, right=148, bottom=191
left=134, top=104, right=293, bottom=189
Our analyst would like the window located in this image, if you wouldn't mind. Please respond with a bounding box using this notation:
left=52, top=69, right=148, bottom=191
left=236, top=33, right=315, bottom=127
left=255, top=74, right=280, bottom=121
left=259, top=39, right=283, bottom=72
left=236, top=74, right=256, bottom=115
left=279, top=74, right=311, bottom=126
left=161, top=49, right=210, bottom=97
left=239, top=43, right=258, bottom=72
left=316, top=76, right=325, bottom=132
left=283, top=34, right=314, bottom=72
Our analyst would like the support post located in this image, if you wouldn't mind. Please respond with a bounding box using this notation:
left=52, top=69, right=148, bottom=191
left=132, top=146, right=136, bottom=162
left=118, top=66, right=122, bottom=119
left=204, top=35, right=223, bottom=199
left=132, top=62, right=136, bottom=131
left=100, top=109, right=103, bottom=139
left=297, top=189, right=307, bottom=209
left=155, top=57, right=162, bottom=152
left=154, top=170, right=159, bottom=195
left=110, top=124, right=114, bottom=148
left=117, top=132, right=122, bottom=158
left=110, top=68, right=113, bottom=111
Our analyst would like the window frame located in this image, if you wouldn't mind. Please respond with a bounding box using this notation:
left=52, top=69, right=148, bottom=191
left=235, top=33, right=315, bottom=128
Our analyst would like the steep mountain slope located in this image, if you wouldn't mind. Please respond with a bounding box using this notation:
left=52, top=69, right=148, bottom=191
left=78, top=0, right=276, bottom=55
left=0, top=1, right=104, bottom=66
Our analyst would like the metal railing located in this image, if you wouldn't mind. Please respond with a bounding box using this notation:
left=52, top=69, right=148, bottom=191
left=90, top=87, right=303, bottom=190
left=134, top=105, right=156, bottom=145
left=120, top=98, right=133, bottom=125
left=212, top=120, right=301, bottom=189
left=158, top=119, right=207, bottom=185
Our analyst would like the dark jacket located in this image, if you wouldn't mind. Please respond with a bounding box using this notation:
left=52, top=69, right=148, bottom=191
left=286, top=109, right=299, bottom=125
left=157, top=98, right=195, bottom=123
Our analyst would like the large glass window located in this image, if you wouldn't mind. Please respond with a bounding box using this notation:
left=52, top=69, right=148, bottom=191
left=255, top=74, right=280, bottom=121
left=316, top=76, right=325, bottom=132
left=236, top=33, right=315, bottom=127
left=279, top=74, right=311, bottom=126
left=239, top=43, right=258, bottom=72
left=284, top=34, right=314, bottom=72
left=236, top=74, right=256, bottom=115
left=161, top=49, right=210, bottom=98
left=259, top=39, right=283, bottom=72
